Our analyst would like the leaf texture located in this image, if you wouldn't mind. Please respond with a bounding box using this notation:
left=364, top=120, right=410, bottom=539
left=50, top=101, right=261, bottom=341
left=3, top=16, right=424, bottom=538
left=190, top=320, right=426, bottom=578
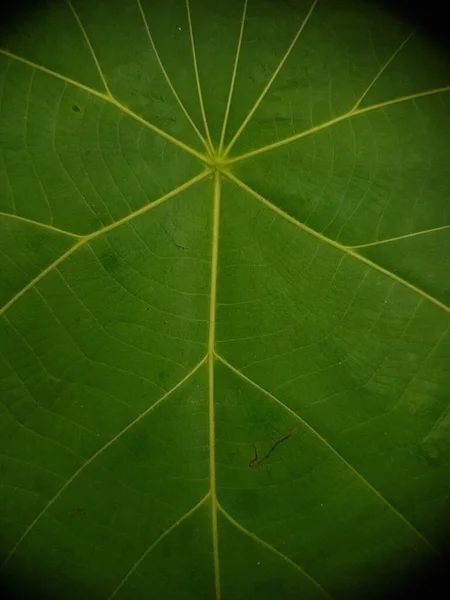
left=1, top=1, right=449, bottom=598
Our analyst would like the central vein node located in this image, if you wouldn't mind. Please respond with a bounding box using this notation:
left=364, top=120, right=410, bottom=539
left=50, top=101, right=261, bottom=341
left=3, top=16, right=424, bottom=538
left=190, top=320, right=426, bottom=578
left=208, top=150, right=229, bottom=172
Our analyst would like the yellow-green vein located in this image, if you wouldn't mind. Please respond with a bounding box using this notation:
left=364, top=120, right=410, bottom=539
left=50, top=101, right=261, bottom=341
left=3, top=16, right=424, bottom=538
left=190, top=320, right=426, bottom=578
left=350, top=29, right=415, bottom=112
left=0, top=357, right=207, bottom=571
left=0, top=211, right=82, bottom=238
left=215, top=353, right=439, bottom=556
left=208, top=171, right=222, bottom=600
left=223, top=170, right=450, bottom=314
left=0, top=171, right=211, bottom=315
left=226, top=85, right=450, bottom=165
left=223, top=0, right=319, bottom=158
left=67, top=0, right=112, bottom=97
left=217, top=502, right=333, bottom=600
left=136, top=0, right=211, bottom=154
left=218, top=0, right=248, bottom=154
left=0, top=49, right=211, bottom=165
left=349, top=224, right=450, bottom=249
left=109, top=493, right=211, bottom=599
left=186, top=0, right=213, bottom=153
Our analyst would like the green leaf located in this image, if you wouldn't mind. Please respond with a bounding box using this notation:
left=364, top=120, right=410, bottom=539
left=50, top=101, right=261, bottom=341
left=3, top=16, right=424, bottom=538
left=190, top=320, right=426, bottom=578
left=1, top=0, right=449, bottom=598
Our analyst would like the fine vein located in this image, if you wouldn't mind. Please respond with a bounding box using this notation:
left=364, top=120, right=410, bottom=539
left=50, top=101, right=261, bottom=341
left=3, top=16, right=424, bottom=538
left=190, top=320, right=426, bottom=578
left=223, top=0, right=319, bottom=157
left=109, top=493, right=210, bottom=598
left=136, top=0, right=210, bottom=153
left=0, top=357, right=207, bottom=571
left=223, top=171, right=450, bottom=314
left=218, top=0, right=248, bottom=154
left=186, top=0, right=213, bottom=153
left=0, top=172, right=211, bottom=315
left=215, top=353, right=439, bottom=555
left=208, top=171, right=222, bottom=599
left=218, top=502, right=333, bottom=599
left=0, top=49, right=210, bottom=165
left=67, top=0, right=112, bottom=97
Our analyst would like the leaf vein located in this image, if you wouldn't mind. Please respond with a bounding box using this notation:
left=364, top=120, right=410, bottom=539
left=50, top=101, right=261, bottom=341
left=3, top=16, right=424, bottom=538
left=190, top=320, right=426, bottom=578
left=216, top=353, right=439, bottom=555
left=0, top=358, right=207, bottom=571
left=223, top=172, right=450, bottom=313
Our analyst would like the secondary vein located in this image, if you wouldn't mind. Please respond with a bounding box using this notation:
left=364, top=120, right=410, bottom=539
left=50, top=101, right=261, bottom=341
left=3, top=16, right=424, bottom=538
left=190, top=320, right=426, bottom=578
left=216, top=353, right=439, bottom=556
left=0, top=358, right=207, bottom=572
left=222, top=170, right=450, bottom=314
left=218, top=502, right=333, bottom=599
left=136, top=0, right=211, bottom=154
left=0, top=172, right=211, bottom=315
left=0, top=49, right=210, bottom=165
left=227, top=85, right=450, bottom=165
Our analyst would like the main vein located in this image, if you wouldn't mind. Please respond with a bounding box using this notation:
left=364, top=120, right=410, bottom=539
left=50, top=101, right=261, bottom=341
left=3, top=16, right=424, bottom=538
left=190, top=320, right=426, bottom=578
left=0, top=49, right=210, bottom=165
left=223, top=170, right=450, bottom=314
left=0, top=172, right=210, bottom=316
left=208, top=171, right=221, bottom=599
left=0, top=358, right=207, bottom=571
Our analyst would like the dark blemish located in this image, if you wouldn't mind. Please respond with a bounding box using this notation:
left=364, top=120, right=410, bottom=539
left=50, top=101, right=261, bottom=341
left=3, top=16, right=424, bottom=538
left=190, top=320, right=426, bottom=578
left=249, top=427, right=298, bottom=467
left=70, top=507, right=85, bottom=517
left=72, top=104, right=81, bottom=113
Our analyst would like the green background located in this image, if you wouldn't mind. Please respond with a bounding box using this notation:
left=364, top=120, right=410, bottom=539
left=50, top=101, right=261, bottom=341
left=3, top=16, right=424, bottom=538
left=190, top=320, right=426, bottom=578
left=1, top=0, right=449, bottom=598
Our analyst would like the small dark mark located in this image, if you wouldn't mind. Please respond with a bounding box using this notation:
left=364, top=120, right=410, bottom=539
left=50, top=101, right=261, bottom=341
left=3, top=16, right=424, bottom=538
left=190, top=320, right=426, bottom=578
left=249, top=427, right=298, bottom=467
left=72, top=104, right=80, bottom=113
left=70, top=507, right=85, bottom=517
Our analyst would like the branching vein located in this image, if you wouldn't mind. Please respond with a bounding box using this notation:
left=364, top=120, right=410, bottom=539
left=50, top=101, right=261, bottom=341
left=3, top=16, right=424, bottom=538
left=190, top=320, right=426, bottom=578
left=0, top=172, right=211, bottom=315
left=223, top=170, right=450, bottom=314
left=0, top=49, right=210, bottom=165
left=136, top=0, right=211, bottom=153
left=227, top=85, right=450, bottom=164
left=186, top=0, right=213, bottom=153
left=67, top=0, right=112, bottom=97
left=0, top=211, right=82, bottom=238
left=351, top=29, right=415, bottom=112
left=218, top=0, right=248, bottom=154
left=217, top=502, right=333, bottom=599
left=215, top=353, right=439, bottom=555
left=223, top=0, right=319, bottom=157
left=350, top=224, right=450, bottom=249
left=0, top=357, right=207, bottom=571
left=109, top=493, right=210, bottom=598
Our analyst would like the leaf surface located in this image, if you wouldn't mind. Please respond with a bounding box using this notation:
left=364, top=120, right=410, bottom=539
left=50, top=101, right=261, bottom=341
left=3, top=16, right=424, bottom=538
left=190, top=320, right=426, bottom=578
left=1, top=1, right=449, bottom=599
